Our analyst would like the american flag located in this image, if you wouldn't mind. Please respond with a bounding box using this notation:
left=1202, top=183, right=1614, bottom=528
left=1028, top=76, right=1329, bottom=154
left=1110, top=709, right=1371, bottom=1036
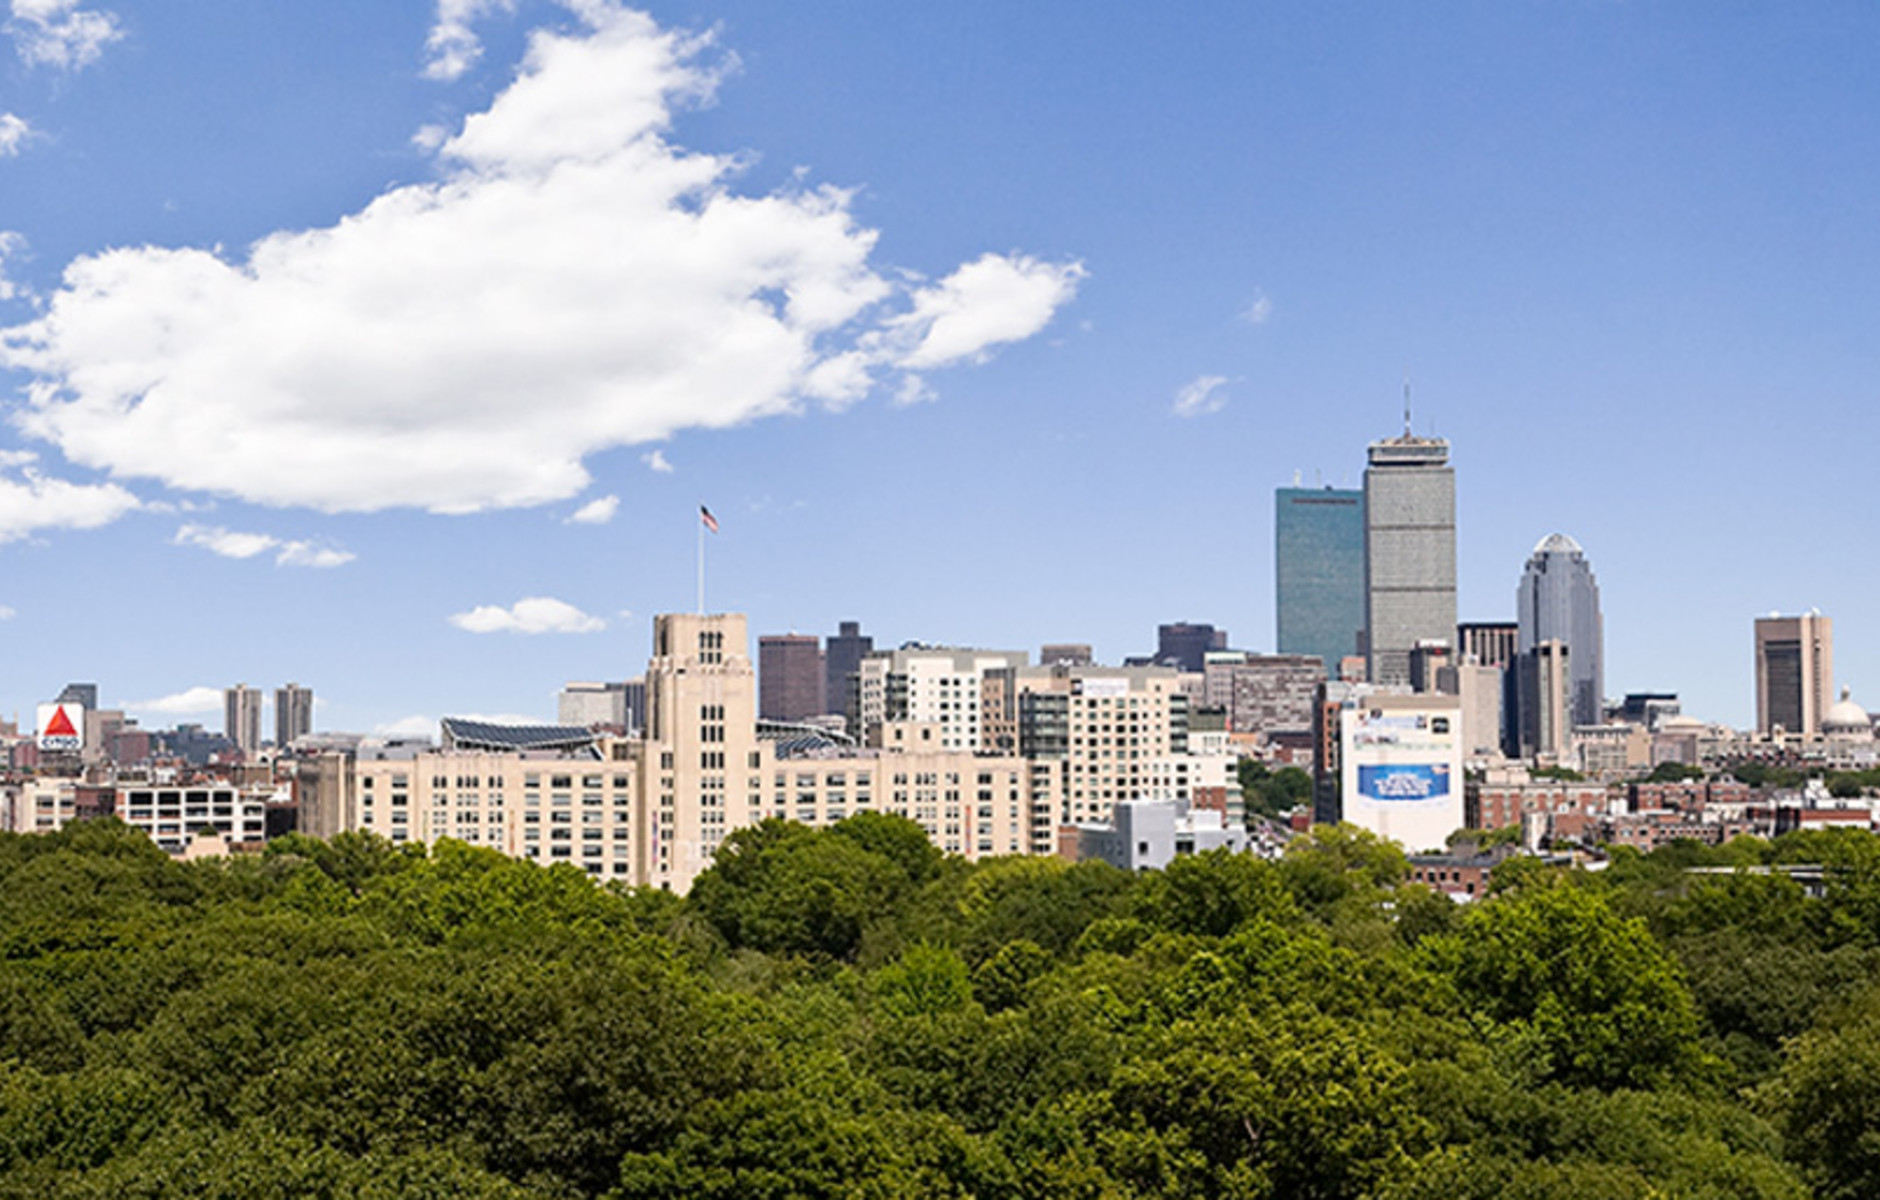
left=699, top=505, right=719, bottom=533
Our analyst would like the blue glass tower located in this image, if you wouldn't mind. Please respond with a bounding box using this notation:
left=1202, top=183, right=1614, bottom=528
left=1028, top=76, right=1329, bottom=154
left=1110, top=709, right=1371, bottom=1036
left=1276, top=486, right=1364, bottom=674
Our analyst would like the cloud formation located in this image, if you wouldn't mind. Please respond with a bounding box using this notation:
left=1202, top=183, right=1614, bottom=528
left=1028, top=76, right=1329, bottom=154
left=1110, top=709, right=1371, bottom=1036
left=2, top=4, right=1082, bottom=516
left=174, top=523, right=355, bottom=568
left=567, top=493, right=618, bottom=524
left=641, top=449, right=673, bottom=474
left=0, top=459, right=137, bottom=541
left=1240, top=293, right=1273, bottom=325
left=0, top=113, right=28, bottom=157
left=126, top=685, right=223, bottom=716
left=423, top=0, right=515, bottom=81
left=1172, top=375, right=1230, bottom=418
left=7, top=0, right=121, bottom=70
left=449, top=596, right=605, bottom=634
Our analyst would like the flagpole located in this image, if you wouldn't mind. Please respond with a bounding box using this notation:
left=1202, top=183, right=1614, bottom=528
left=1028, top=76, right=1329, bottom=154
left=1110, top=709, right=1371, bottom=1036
left=697, top=510, right=705, bottom=615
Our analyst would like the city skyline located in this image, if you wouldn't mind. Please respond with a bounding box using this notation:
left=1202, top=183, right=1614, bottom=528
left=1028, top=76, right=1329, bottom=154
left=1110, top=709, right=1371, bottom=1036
left=0, top=2, right=1877, bottom=730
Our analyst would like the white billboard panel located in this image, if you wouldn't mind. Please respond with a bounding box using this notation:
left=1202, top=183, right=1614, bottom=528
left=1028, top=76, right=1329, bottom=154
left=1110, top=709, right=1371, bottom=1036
left=1340, top=700, right=1464, bottom=853
left=36, top=702, right=84, bottom=752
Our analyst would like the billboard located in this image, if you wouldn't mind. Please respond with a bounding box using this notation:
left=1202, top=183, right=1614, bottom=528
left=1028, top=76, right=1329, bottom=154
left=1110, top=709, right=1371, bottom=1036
left=1339, top=699, right=1464, bottom=852
left=37, top=702, right=84, bottom=753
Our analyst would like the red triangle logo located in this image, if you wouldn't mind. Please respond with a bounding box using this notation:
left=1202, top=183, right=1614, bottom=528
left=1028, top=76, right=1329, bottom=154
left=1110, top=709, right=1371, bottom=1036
left=45, top=706, right=76, bottom=737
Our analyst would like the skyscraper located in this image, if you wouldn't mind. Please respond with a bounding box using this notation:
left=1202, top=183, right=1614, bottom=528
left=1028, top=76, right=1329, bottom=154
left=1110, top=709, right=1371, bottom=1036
left=1275, top=486, right=1364, bottom=673
left=1156, top=623, right=1226, bottom=673
left=224, top=684, right=262, bottom=756
left=759, top=633, right=825, bottom=721
left=1516, top=533, right=1604, bottom=727
left=1363, top=429, right=1456, bottom=688
left=275, top=682, right=314, bottom=748
left=824, top=620, right=874, bottom=732
left=1756, top=612, right=1833, bottom=737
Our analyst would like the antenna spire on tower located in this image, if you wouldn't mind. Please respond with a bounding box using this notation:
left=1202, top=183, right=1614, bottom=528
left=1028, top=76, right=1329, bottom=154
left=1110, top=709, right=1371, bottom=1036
left=1402, top=374, right=1412, bottom=437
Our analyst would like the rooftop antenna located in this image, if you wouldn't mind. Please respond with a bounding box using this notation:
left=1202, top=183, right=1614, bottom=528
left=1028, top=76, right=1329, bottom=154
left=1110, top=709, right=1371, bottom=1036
left=1402, top=374, right=1412, bottom=437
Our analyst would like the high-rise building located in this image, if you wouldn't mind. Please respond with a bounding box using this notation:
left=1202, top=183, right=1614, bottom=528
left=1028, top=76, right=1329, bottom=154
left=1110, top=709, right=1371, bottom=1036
left=1755, top=613, right=1833, bottom=737
left=1516, top=640, right=1571, bottom=760
left=1456, top=622, right=1518, bottom=668
left=275, top=683, right=314, bottom=748
left=224, top=684, right=262, bottom=756
left=1156, top=623, right=1226, bottom=673
left=56, top=682, right=98, bottom=710
left=856, top=645, right=1029, bottom=751
left=1275, top=486, right=1365, bottom=672
left=1516, top=533, right=1604, bottom=728
left=824, top=620, right=874, bottom=733
left=758, top=634, right=825, bottom=721
left=1363, top=430, right=1456, bottom=688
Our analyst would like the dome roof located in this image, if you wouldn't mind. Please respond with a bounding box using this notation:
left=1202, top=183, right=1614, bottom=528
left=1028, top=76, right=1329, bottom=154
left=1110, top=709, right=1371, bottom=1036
left=1532, top=532, right=1583, bottom=555
left=1824, top=687, right=1873, bottom=736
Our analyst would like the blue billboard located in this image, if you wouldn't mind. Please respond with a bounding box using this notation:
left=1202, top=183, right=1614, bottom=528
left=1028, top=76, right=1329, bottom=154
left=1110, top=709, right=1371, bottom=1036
left=1357, top=763, right=1451, bottom=802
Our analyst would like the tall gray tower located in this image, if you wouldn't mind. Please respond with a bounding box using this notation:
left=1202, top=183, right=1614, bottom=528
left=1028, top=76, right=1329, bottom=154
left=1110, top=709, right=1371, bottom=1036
left=1516, top=534, right=1604, bottom=728
left=1363, top=431, right=1456, bottom=688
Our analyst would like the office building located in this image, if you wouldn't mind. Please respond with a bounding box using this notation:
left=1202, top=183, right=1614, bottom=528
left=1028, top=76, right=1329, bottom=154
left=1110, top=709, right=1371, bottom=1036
left=758, top=634, right=825, bottom=722
left=1201, top=652, right=1322, bottom=737
left=1409, top=640, right=1452, bottom=694
left=824, top=620, right=874, bottom=733
left=1363, top=430, right=1456, bottom=688
left=1755, top=612, right=1834, bottom=737
left=557, top=681, right=635, bottom=730
left=275, top=683, right=314, bottom=748
left=1456, top=623, right=1518, bottom=668
left=224, top=685, right=262, bottom=756
left=1516, top=640, right=1572, bottom=760
left=56, top=682, right=98, bottom=710
left=1156, top=623, right=1226, bottom=673
left=855, top=645, right=1029, bottom=751
left=1275, top=486, right=1365, bottom=672
left=1516, top=533, right=1604, bottom=727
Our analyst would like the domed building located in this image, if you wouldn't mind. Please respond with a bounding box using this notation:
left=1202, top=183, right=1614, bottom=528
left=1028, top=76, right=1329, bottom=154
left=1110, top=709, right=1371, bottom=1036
left=1822, top=687, right=1877, bottom=768
left=1823, top=688, right=1874, bottom=743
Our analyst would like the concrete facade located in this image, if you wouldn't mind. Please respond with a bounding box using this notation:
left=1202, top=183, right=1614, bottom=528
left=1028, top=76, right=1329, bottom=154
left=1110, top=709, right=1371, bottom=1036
left=1363, top=434, right=1456, bottom=688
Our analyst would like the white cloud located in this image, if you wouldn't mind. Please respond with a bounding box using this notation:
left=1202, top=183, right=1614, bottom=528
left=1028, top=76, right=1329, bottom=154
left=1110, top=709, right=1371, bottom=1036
left=0, top=462, right=138, bottom=541
left=0, top=113, right=28, bottom=157
left=567, top=493, right=618, bottom=524
left=1172, top=375, right=1230, bottom=419
left=0, top=230, right=24, bottom=302
left=1240, top=293, right=1273, bottom=325
left=641, top=449, right=673, bottom=474
left=275, top=541, right=356, bottom=568
left=174, top=523, right=354, bottom=568
left=0, top=605, right=15, bottom=620
left=126, top=685, right=222, bottom=716
left=449, top=596, right=605, bottom=634
left=374, top=714, right=437, bottom=738
left=886, top=254, right=1086, bottom=369
left=423, top=0, right=516, bottom=81
left=8, top=0, right=121, bottom=70
left=1, top=4, right=1080, bottom=516
left=892, top=374, right=934, bottom=406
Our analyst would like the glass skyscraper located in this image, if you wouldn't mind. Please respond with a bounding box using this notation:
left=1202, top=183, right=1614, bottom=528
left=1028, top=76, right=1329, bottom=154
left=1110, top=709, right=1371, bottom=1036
left=1516, top=533, right=1604, bottom=728
left=1275, top=486, right=1365, bottom=674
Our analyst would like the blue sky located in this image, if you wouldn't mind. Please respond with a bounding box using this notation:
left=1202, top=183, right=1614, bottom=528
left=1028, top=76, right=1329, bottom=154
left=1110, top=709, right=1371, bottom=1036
left=0, top=1, right=1874, bottom=734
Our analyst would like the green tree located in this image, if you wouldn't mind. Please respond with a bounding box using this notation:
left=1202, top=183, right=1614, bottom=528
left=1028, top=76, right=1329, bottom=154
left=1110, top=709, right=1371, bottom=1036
left=1428, top=885, right=1703, bottom=1090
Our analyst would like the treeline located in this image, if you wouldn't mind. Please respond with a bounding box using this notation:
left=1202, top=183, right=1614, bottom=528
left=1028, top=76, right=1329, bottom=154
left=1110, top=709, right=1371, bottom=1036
left=0, top=818, right=1876, bottom=1197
